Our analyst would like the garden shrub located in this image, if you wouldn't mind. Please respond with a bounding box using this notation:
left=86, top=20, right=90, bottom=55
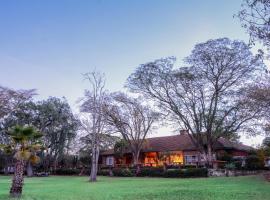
left=137, top=167, right=164, bottom=177
left=54, top=168, right=80, bottom=175
left=97, top=169, right=111, bottom=176
left=164, top=169, right=183, bottom=178
left=164, top=168, right=208, bottom=178
left=225, top=163, right=236, bottom=170
left=245, top=155, right=264, bottom=170
left=182, top=168, right=208, bottom=177
left=112, top=168, right=134, bottom=177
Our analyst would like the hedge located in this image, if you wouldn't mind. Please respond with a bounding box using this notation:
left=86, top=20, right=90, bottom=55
left=137, top=167, right=164, bottom=177
left=101, top=167, right=208, bottom=178
left=112, top=168, right=134, bottom=177
left=164, top=168, right=208, bottom=178
left=54, top=168, right=80, bottom=175
left=97, top=169, right=111, bottom=176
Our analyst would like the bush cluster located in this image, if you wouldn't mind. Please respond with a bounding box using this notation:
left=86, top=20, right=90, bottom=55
left=164, top=168, right=208, bottom=178
left=245, top=155, right=264, bottom=170
left=137, top=167, right=164, bottom=177
left=112, top=168, right=134, bottom=177
left=54, top=168, right=80, bottom=175
left=97, top=169, right=111, bottom=176
left=98, top=167, right=208, bottom=178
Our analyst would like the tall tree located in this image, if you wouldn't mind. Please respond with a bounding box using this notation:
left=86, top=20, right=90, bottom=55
left=1, top=97, right=78, bottom=172
left=0, top=125, right=43, bottom=198
left=79, top=71, right=109, bottom=182
left=36, top=97, right=78, bottom=167
left=103, top=92, right=159, bottom=174
left=127, top=38, right=265, bottom=167
left=0, top=86, right=35, bottom=144
left=237, top=0, right=270, bottom=56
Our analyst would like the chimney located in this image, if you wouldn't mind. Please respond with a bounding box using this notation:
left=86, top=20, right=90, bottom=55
left=180, top=129, right=188, bottom=135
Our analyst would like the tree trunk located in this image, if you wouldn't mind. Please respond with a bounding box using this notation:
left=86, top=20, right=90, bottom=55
left=26, top=162, right=33, bottom=177
left=90, top=146, right=99, bottom=182
left=202, top=145, right=213, bottom=168
left=133, top=151, right=141, bottom=176
left=10, top=160, right=25, bottom=198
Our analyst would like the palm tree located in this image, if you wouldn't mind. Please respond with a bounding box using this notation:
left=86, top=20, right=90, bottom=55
left=1, top=125, right=43, bottom=198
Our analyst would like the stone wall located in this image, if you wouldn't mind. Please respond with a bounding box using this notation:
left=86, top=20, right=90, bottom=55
left=208, top=169, right=261, bottom=177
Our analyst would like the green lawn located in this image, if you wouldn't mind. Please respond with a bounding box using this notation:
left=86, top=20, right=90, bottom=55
left=0, top=175, right=269, bottom=200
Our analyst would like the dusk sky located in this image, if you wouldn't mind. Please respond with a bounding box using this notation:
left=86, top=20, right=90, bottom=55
left=0, top=0, right=265, bottom=145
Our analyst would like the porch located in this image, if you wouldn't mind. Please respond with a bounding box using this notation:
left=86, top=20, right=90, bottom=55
left=100, top=151, right=203, bottom=168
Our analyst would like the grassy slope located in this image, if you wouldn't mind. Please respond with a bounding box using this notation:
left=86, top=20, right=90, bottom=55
left=0, top=175, right=269, bottom=200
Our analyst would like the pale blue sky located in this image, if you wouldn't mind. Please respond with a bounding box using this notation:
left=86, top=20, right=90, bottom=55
left=0, top=0, right=263, bottom=145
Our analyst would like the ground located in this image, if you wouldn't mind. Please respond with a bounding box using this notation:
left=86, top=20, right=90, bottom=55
left=0, top=175, right=269, bottom=200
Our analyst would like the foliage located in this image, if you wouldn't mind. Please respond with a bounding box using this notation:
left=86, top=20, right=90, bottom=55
left=245, top=154, right=264, bottom=170
left=104, top=92, right=159, bottom=168
left=0, top=125, right=43, bottom=197
left=97, top=169, right=111, bottom=176
left=102, top=167, right=208, bottom=178
left=164, top=168, right=208, bottom=178
left=263, top=137, right=270, bottom=148
left=0, top=86, right=35, bottom=144
left=54, top=168, right=80, bottom=176
left=218, top=152, right=233, bottom=162
left=79, top=71, right=112, bottom=182
left=137, top=167, right=164, bottom=177
left=127, top=38, right=266, bottom=166
left=113, top=139, right=129, bottom=159
left=225, top=163, right=236, bottom=170
left=112, top=168, right=134, bottom=177
left=237, top=0, right=270, bottom=57
left=1, top=97, right=78, bottom=165
left=1, top=125, right=43, bottom=163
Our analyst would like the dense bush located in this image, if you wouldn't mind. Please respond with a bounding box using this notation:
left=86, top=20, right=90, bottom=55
left=54, top=168, right=80, bottom=175
left=245, top=155, right=264, bottom=170
left=137, top=167, right=164, bottom=177
left=164, top=168, right=208, bottom=178
left=225, top=163, right=236, bottom=170
left=97, top=169, right=111, bottom=176
left=112, top=168, right=134, bottom=177
left=100, top=167, right=208, bottom=178
left=164, top=169, right=183, bottom=178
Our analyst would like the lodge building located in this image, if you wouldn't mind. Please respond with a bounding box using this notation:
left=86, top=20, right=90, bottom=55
left=99, top=133, right=252, bottom=168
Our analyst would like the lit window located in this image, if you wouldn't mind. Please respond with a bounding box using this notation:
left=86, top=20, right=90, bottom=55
left=106, top=156, right=114, bottom=166
left=185, top=155, right=197, bottom=165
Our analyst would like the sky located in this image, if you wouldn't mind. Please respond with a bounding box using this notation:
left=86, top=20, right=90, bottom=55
left=0, top=0, right=266, bottom=146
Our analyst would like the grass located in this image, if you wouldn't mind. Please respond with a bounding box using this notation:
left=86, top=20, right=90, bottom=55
left=0, top=175, right=269, bottom=200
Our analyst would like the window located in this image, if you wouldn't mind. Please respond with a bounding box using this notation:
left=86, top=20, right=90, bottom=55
left=185, top=155, right=198, bottom=165
left=106, top=156, right=114, bottom=166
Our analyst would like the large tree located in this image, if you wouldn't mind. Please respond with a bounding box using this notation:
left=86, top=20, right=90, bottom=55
left=1, top=97, right=78, bottom=173
left=79, top=71, right=109, bottom=182
left=0, top=86, right=35, bottom=144
left=237, top=0, right=270, bottom=56
left=36, top=97, right=78, bottom=166
left=127, top=38, right=265, bottom=167
left=103, top=92, right=159, bottom=173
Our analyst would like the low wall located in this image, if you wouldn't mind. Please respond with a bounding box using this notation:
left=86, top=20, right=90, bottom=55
left=208, top=169, right=262, bottom=177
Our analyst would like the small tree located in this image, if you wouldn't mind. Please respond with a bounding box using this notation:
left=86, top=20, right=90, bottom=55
left=104, top=92, right=159, bottom=174
left=79, top=71, right=109, bottom=182
left=0, top=125, right=43, bottom=198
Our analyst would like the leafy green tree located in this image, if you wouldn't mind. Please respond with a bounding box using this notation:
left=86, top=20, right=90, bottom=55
left=36, top=97, right=78, bottom=168
left=1, top=97, right=78, bottom=173
left=0, top=86, right=35, bottom=144
left=0, top=125, right=43, bottom=198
